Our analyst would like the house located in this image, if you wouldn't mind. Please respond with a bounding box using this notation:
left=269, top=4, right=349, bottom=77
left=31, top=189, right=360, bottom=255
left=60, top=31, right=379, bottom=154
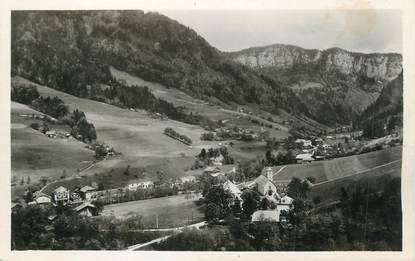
left=251, top=210, right=280, bottom=222
left=180, top=175, right=197, bottom=184
left=296, top=153, right=315, bottom=163
left=33, top=192, right=52, bottom=204
left=70, top=191, right=82, bottom=203
left=295, top=139, right=312, bottom=148
left=45, top=130, right=57, bottom=138
left=279, top=195, right=294, bottom=205
left=74, top=202, right=97, bottom=217
left=80, top=186, right=97, bottom=201
left=52, top=186, right=70, bottom=202
left=253, top=167, right=279, bottom=196
left=314, top=137, right=324, bottom=145
left=203, top=166, right=221, bottom=175
left=127, top=181, right=154, bottom=191
left=222, top=180, right=242, bottom=200
left=210, top=154, right=224, bottom=166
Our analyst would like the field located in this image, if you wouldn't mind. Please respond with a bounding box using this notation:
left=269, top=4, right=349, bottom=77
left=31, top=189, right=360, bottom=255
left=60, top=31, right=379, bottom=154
left=11, top=76, right=291, bottom=193
left=309, top=160, right=401, bottom=205
left=110, top=67, right=290, bottom=139
left=11, top=77, right=220, bottom=187
left=11, top=102, right=94, bottom=183
left=273, top=146, right=402, bottom=183
left=102, top=194, right=204, bottom=228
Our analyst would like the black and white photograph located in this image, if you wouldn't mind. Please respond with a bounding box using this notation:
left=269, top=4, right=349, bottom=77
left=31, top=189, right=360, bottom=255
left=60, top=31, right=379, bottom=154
left=6, top=2, right=413, bottom=255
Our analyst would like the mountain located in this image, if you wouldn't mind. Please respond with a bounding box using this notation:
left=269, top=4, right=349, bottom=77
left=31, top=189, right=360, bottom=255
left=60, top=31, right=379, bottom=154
left=11, top=10, right=310, bottom=124
left=356, top=72, right=403, bottom=137
left=229, top=44, right=402, bottom=125
left=11, top=10, right=403, bottom=128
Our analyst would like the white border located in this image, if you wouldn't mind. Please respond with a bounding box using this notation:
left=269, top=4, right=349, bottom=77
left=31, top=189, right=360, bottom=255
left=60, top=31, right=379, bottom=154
left=1, top=0, right=414, bottom=260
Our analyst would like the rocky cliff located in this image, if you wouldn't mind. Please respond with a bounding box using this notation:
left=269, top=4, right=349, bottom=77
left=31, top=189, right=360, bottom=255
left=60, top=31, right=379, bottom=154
left=229, top=44, right=403, bottom=125
left=230, top=44, right=402, bottom=82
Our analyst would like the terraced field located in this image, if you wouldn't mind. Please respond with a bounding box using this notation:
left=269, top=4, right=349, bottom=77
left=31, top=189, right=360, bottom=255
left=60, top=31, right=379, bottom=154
left=309, top=159, right=401, bottom=205
left=274, top=146, right=402, bottom=183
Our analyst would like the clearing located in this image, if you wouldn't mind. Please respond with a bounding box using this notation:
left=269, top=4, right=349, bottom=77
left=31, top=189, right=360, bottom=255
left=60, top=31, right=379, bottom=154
left=102, top=193, right=204, bottom=228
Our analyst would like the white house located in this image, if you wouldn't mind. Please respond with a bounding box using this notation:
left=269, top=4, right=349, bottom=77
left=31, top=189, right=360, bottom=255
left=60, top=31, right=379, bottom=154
left=280, top=195, right=294, bottom=205
left=203, top=166, right=221, bottom=174
left=32, top=191, right=52, bottom=204
left=251, top=210, right=280, bottom=222
left=127, top=181, right=154, bottom=191
left=80, top=185, right=97, bottom=201
left=45, top=130, right=57, bottom=138
left=52, top=186, right=70, bottom=202
left=210, top=154, right=224, bottom=166
left=295, top=139, right=312, bottom=148
left=180, top=175, right=197, bottom=184
left=296, top=153, right=315, bottom=163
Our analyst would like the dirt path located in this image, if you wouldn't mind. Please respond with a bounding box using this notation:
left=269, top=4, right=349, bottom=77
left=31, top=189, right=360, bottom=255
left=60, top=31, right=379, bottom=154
left=126, top=221, right=207, bottom=250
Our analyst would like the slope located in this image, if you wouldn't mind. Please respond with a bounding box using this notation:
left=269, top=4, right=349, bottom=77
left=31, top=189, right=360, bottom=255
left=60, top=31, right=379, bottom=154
left=11, top=10, right=312, bottom=126
left=11, top=101, right=94, bottom=182
left=11, top=76, right=220, bottom=189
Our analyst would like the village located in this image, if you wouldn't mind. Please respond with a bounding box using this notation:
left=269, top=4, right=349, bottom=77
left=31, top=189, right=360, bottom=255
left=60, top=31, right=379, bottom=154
left=15, top=126, right=402, bottom=227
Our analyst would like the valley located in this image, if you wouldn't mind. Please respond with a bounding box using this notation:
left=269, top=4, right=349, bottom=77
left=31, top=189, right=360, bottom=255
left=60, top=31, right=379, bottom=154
left=10, top=10, right=404, bottom=251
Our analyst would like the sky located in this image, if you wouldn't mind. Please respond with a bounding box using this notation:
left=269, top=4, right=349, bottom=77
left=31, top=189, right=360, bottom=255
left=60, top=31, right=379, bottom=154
left=157, top=9, right=402, bottom=54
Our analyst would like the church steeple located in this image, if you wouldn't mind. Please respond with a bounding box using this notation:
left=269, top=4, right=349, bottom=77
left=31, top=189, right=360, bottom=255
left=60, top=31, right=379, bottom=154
left=265, top=167, right=273, bottom=181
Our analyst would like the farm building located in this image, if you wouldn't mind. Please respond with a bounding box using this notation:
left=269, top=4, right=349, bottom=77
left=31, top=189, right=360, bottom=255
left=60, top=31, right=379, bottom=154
left=210, top=154, right=224, bottom=166
left=251, top=210, right=280, bottom=222
left=52, top=186, right=70, bottom=202
left=295, top=139, right=312, bottom=148
left=127, top=181, right=154, bottom=191
left=70, top=191, right=83, bottom=203
left=33, top=192, right=52, bottom=205
left=45, top=130, right=57, bottom=138
left=74, top=202, right=97, bottom=217
left=203, top=166, right=221, bottom=175
left=80, top=185, right=97, bottom=200
left=296, top=153, right=315, bottom=163
left=180, top=175, right=197, bottom=184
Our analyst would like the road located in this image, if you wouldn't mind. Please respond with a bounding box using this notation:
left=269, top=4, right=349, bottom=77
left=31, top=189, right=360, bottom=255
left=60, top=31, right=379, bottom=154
left=126, top=221, right=207, bottom=250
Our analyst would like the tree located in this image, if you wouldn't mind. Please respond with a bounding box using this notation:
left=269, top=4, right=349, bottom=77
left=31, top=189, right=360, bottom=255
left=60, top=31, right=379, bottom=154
left=204, top=185, right=233, bottom=218
left=287, top=177, right=309, bottom=199
left=232, top=198, right=242, bottom=216
left=241, top=190, right=260, bottom=218
left=198, top=148, right=207, bottom=159
left=205, top=203, right=221, bottom=222
left=91, top=200, right=105, bottom=215
left=260, top=197, right=270, bottom=210
left=123, top=165, right=131, bottom=176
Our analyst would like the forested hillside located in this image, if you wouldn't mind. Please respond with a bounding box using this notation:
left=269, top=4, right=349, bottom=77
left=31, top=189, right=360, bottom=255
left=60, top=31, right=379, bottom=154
left=11, top=10, right=310, bottom=123
left=356, top=73, right=403, bottom=137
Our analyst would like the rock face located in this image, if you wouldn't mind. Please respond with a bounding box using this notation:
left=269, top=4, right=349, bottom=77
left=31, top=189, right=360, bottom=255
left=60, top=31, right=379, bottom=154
left=230, top=44, right=402, bottom=82
left=229, top=44, right=403, bottom=126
